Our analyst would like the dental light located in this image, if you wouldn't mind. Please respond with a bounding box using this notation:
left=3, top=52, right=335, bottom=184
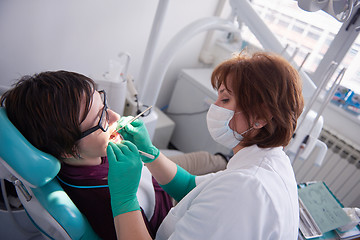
left=297, top=0, right=358, bottom=22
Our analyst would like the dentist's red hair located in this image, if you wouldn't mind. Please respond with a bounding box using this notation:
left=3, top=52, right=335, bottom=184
left=211, top=51, right=304, bottom=148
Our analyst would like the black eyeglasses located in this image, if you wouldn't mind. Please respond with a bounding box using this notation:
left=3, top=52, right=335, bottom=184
left=79, top=90, right=109, bottom=139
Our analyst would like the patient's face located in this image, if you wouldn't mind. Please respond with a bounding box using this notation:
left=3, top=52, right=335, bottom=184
left=78, top=91, right=120, bottom=159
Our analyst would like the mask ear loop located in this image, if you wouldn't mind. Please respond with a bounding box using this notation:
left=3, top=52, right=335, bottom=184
left=241, top=127, right=254, bottom=135
left=231, top=110, right=253, bottom=140
left=237, top=121, right=265, bottom=139
left=232, top=126, right=254, bottom=141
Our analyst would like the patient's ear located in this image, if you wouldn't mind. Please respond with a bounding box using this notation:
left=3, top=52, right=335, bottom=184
left=60, top=150, right=79, bottom=160
left=61, top=153, right=72, bottom=158
left=60, top=153, right=72, bottom=161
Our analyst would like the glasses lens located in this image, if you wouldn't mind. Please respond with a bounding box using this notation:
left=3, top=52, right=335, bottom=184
left=99, top=91, right=109, bottom=132
left=101, top=92, right=105, bottom=102
left=101, top=109, right=109, bottom=131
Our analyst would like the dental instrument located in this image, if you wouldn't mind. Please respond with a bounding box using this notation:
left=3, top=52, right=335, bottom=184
left=138, top=150, right=155, bottom=160
left=109, top=130, right=155, bottom=160
left=116, top=105, right=153, bottom=132
left=114, top=105, right=155, bottom=159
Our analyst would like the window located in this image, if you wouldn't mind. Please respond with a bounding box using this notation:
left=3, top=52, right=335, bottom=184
left=338, top=36, right=360, bottom=92
left=265, top=12, right=276, bottom=23
left=242, top=0, right=343, bottom=76
left=240, top=0, right=360, bottom=123
left=278, top=18, right=290, bottom=28
left=307, top=31, right=320, bottom=40
left=320, top=33, right=336, bottom=54
left=292, top=24, right=304, bottom=34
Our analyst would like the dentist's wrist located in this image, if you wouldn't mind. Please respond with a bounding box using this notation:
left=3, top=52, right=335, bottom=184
left=140, top=146, right=160, bottom=163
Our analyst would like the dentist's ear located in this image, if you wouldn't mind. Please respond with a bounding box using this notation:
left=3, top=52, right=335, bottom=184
left=253, top=105, right=272, bottom=129
left=253, top=120, right=267, bottom=129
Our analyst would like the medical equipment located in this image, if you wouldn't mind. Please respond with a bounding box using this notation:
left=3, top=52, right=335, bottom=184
left=131, top=0, right=315, bottom=156
left=95, top=52, right=130, bottom=116
left=298, top=181, right=353, bottom=238
left=143, top=0, right=360, bottom=158
left=140, top=17, right=240, bottom=108
left=299, top=197, right=323, bottom=238
left=297, top=0, right=358, bottom=22
left=109, top=129, right=156, bottom=160
left=124, top=0, right=357, bottom=156
left=138, top=150, right=156, bottom=160
left=168, top=68, right=232, bottom=155
left=287, top=63, right=337, bottom=154
left=111, top=105, right=156, bottom=160
left=136, top=0, right=321, bottom=157
left=337, top=207, right=360, bottom=232
left=116, top=105, right=153, bottom=132
left=0, top=107, right=100, bottom=239
left=288, top=64, right=347, bottom=164
left=136, top=0, right=326, bottom=117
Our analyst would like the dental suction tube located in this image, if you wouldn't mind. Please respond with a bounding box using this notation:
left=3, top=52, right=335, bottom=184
left=140, top=17, right=239, bottom=107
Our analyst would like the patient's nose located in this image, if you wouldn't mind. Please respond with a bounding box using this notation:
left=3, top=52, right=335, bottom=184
left=108, top=109, right=120, bottom=125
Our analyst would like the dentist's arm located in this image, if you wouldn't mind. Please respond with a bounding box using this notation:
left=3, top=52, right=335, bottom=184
left=113, top=211, right=150, bottom=240
left=118, top=118, right=196, bottom=202
left=107, top=141, right=151, bottom=240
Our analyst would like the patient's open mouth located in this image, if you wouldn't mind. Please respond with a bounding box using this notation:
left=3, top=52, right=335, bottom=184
left=109, top=131, right=122, bottom=143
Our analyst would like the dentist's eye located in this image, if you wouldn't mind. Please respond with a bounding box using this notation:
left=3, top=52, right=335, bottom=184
left=221, top=99, right=229, bottom=103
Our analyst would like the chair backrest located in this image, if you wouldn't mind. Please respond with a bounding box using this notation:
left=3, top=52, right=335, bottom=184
left=0, top=107, right=100, bottom=240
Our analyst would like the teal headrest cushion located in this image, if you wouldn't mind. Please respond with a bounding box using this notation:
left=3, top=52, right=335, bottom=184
left=0, top=107, right=60, bottom=187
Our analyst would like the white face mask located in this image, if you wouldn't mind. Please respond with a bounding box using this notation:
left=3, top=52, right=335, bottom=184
left=206, top=104, right=251, bottom=149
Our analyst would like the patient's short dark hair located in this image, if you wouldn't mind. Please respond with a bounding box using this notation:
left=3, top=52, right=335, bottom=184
left=1, top=71, right=95, bottom=159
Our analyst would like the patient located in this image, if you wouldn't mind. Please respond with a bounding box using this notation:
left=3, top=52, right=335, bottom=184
left=0, top=71, right=227, bottom=239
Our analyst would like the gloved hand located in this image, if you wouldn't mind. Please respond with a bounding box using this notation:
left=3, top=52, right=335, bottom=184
left=107, top=141, right=142, bottom=217
left=117, top=117, right=159, bottom=163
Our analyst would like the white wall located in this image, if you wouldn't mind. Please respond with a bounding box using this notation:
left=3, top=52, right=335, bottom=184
left=0, top=0, right=221, bottom=108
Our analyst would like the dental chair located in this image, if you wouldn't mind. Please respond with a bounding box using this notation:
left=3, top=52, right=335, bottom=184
left=0, top=107, right=100, bottom=240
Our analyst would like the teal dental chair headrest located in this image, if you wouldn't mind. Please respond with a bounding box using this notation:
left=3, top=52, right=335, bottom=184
left=0, top=107, right=60, bottom=187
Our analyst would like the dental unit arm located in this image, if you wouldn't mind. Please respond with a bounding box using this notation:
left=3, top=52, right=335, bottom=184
left=296, top=0, right=358, bottom=22
left=140, top=0, right=322, bottom=163
left=135, top=0, right=356, bottom=164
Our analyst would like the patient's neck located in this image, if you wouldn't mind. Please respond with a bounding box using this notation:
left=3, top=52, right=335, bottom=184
left=62, top=156, right=102, bottom=166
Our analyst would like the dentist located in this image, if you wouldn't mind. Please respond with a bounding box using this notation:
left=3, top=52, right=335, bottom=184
left=107, top=51, right=304, bottom=240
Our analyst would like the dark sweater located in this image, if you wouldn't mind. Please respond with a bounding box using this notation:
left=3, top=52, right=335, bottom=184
left=57, top=157, right=172, bottom=239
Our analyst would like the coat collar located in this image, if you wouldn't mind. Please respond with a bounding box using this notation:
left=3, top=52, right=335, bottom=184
left=227, top=145, right=284, bottom=170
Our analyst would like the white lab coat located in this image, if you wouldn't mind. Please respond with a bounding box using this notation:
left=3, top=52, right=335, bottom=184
left=156, top=145, right=299, bottom=240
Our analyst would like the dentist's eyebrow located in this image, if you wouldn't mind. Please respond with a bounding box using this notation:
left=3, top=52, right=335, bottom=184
left=219, top=88, right=232, bottom=95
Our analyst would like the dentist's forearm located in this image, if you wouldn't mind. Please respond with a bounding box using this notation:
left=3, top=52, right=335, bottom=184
left=114, top=210, right=152, bottom=240
left=144, top=152, right=177, bottom=185
left=145, top=152, right=196, bottom=202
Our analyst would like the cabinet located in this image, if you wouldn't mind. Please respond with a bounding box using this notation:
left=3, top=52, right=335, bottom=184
left=167, top=68, right=232, bottom=155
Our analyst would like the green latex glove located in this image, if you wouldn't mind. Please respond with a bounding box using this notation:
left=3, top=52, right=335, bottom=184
left=107, top=141, right=142, bottom=217
left=159, top=165, right=196, bottom=202
left=117, top=117, right=159, bottom=163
